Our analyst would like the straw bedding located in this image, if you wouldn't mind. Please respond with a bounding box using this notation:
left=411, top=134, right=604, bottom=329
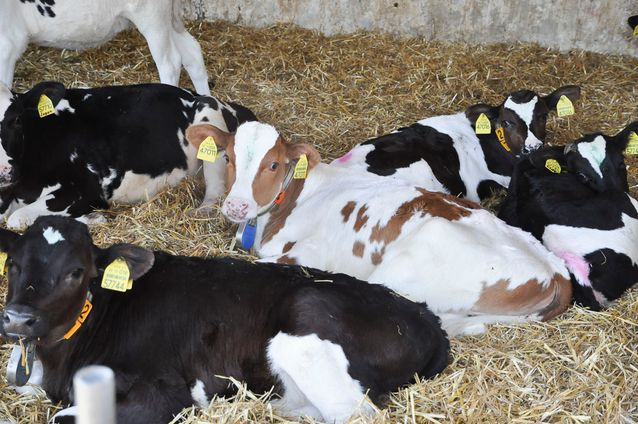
left=1, top=21, right=637, bottom=423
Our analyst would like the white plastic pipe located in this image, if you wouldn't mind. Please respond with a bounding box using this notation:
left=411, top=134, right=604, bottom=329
left=73, top=365, right=116, bottom=424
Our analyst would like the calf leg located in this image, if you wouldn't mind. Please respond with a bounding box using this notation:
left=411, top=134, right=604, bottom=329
left=170, top=30, right=210, bottom=95
left=267, top=332, right=375, bottom=424
left=0, top=32, right=27, bottom=87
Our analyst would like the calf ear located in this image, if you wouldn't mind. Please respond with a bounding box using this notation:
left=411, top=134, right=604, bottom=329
left=0, top=228, right=21, bottom=253
left=611, top=121, right=638, bottom=151
left=98, top=244, right=155, bottom=280
left=542, top=85, right=581, bottom=111
left=629, top=16, right=638, bottom=30
left=285, top=141, right=321, bottom=170
left=465, top=103, right=499, bottom=126
left=23, top=81, right=66, bottom=110
left=185, top=123, right=234, bottom=150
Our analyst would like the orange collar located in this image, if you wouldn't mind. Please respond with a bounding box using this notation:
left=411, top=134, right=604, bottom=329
left=62, top=294, right=93, bottom=340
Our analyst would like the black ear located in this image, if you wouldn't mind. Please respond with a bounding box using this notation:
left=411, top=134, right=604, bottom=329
left=542, top=85, right=581, bottom=111
left=611, top=121, right=638, bottom=151
left=23, top=81, right=66, bottom=110
left=0, top=228, right=21, bottom=252
left=465, top=103, right=499, bottom=126
left=98, top=244, right=155, bottom=280
left=629, top=15, right=638, bottom=30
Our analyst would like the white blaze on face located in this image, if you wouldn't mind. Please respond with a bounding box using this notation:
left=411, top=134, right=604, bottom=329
left=42, top=227, right=65, bottom=244
left=576, top=136, right=606, bottom=178
left=504, top=96, right=542, bottom=151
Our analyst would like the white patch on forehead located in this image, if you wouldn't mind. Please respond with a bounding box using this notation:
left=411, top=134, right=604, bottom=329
left=43, top=227, right=65, bottom=244
left=55, top=99, right=75, bottom=115
left=504, top=96, right=538, bottom=126
left=577, top=136, right=606, bottom=178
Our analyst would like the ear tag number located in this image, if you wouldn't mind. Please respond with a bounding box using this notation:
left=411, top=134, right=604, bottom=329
left=197, top=136, right=218, bottom=163
left=545, top=159, right=562, bottom=174
left=37, top=94, right=55, bottom=118
left=293, top=154, right=308, bottom=179
left=624, top=131, right=638, bottom=155
left=101, top=258, right=132, bottom=292
left=556, top=95, right=575, bottom=117
left=495, top=127, right=511, bottom=152
left=0, top=252, right=7, bottom=276
left=475, top=113, right=491, bottom=134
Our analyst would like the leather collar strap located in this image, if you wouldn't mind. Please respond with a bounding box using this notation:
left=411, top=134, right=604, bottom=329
left=255, top=159, right=297, bottom=218
left=62, top=292, right=93, bottom=340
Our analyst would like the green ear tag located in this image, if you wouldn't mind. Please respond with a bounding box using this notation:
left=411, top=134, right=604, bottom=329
left=624, top=131, right=638, bottom=155
left=475, top=113, right=491, bottom=134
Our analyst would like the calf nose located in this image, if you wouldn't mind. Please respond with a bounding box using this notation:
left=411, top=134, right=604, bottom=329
left=2, top=305, right=41, bottom=338
left=223, top=197, right=250, bottom=221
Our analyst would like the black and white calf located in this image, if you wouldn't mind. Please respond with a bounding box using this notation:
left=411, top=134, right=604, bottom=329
left=331, top=86, right=580, bottom=201
left=498, top=121, right=638, bottom=310
left=0, top=216, right=449, bottom=424
left=0, top=81, right=256, bottom=228
left=0, top=0, right=210, bottom=94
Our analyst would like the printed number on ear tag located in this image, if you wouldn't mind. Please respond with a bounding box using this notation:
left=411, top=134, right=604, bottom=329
left=556, top=95, right=575, bottom=117
left=37, top=94, right=55, bottom=118
left=197, top=136, right=218, bottom=163
left=0, top=252, right=7, bottom=276
left=101, top=258, right=132, bottom=292
left=293, top=154, right=308, bottom=179
left=545, top=159, right=562, bottom=174
left=475, top=113, right=491, bottom=135
left=495, top=127, right=511, bottom=152
left=624, top=131, right=638, bottom=155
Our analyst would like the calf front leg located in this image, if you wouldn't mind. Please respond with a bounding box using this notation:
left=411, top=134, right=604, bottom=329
left=0, top=32, right=28, bottom=87
left=171, top=29, right=210, bottom=95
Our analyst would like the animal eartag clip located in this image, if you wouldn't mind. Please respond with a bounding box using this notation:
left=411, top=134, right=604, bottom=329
left=197, top=136, right=218, bottom=163
left=37, top=94, right=55, bottom=118
left=0, top=251, right=8, bottom=276
left=475, top=113, right=491, bottom=135
left=293, top=154, right=308, bottom=179
left=624, top=131, right=638, bottom=155
left=556, top=95, right=575, bottom=117
left=495, top=127, right=511, bottom=152
left=634, top=25, right=638, bottom=36
left=545, top=158, right=562, bottom=174
left=101, top=258, right=132, bottom=292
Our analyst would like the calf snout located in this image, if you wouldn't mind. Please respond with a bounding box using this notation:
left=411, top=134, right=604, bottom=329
left=223, top=197, right=251, bottom=222
left=2, top=305, right=46, bottom=340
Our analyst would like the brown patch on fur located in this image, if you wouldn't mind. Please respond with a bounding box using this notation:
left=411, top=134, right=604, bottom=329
left=474, top=273, right=572, bottom=318
left=354, top=205, right=369, bottom=231
left=352, top=241, right=365, bottom=257
left=369, top=188, right=476, bottom=247
left=371, top=249, right=384, bottom=265
left=277, top=255, right=297, bottom=265
left=261, top=178, right=305, bottom=245
left=341, top=201, right=356, bottom=223
left=252, top=136, right=290, bottom=206
left=282, top=241, right=296, bottom=254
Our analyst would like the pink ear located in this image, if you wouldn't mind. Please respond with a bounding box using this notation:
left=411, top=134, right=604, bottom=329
left=185, top=124, right=234, bottom=149
left=285, top=142, right=321, bottom=170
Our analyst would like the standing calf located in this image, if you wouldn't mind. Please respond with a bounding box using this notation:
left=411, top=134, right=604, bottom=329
left=0, top=0, right=210, bottom=94
left=499, top=122, right=638, bottom=310
left=187, top=121, right=573, bottom=336
left=331, top=86, right=580, bottom=201
left=0, top=216, right=449, bottom=424
left=0, top=81, right=256, bottom=228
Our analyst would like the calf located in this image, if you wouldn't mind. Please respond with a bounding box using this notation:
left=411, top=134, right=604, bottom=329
left=0, top=0, right=210, bottom=94
left=498, top=122, right=638, bottom=310
left=0, top=216, right=448, bottom=424
left=0, top=81, right=256, bottom=228
left=331, top=86, right=580, bottom=201
left=186, top=121, right=573, bottom=336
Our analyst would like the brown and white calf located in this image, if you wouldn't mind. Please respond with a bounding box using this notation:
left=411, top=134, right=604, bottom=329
left=186, top=121, right=573, bottom=336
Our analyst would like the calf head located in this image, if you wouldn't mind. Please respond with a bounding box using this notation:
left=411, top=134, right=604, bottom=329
left=0, top=216, right=154, bottom=346
left=466, top=85, right=581, bottom=155
left=186, top=121, right=320, bottom=222
left=563, top=121, right=638, bottom=193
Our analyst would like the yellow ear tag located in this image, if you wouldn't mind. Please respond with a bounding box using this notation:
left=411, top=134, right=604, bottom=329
left=634, top=25, right=638, bottom=36
left=556, top=95, right=575, bottom=117
left=625, top=131, right=638, bottom=155
left=495, top=127, right=511, bottom=152
left=0, top=252, right=7, bottom=276
left=293, top=154, right=308, bottom=179
left=475, top=113, right=491, bottom=135
left=196, top=136, right=218, bottom=163
left=37, top=94, right=55, bottom=118
left=545, top=159, right=562, bottom=174
left=101, top=258, right=132, bottom=292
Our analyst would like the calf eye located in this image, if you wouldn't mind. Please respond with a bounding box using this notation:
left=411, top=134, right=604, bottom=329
left=223, top=154, right=229, bottom=164
left=501, top=120, right=513, bottom=128
left=69, top=268, right=84, bottom=279
left=270, top=162, right=279, bottom=171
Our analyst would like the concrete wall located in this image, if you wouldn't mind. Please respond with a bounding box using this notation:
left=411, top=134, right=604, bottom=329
left=183, top=0, right=638, bottom=57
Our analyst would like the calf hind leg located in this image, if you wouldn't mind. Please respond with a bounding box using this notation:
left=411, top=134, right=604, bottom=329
left=171, top=30, right=210, bottom=95
left=267, top=332, right=375, bottom=424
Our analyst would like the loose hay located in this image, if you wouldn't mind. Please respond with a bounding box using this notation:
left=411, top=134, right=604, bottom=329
left=1, top=21, right=638, bottom=423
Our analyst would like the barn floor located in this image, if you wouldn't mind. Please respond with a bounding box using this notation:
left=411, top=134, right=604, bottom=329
left=2, top=21, right=638, bottom=423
